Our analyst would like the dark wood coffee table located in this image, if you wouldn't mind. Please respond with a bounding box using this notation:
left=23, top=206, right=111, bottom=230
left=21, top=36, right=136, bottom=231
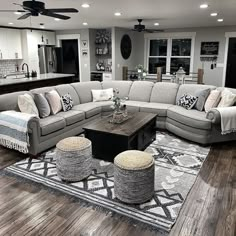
left=83, top=112, right=157, bottom=161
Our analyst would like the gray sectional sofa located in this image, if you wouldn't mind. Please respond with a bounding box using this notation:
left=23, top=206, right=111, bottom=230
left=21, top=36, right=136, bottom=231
left=0, top=80, right=236, bottom=155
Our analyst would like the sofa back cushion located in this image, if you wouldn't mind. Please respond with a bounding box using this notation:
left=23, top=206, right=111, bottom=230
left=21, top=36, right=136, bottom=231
left=128, top=81, right=154, bottom=102
left=55, top=84, right=80, bottom=105
left=150, top=82, right=179, bottom=104
left=102, top=81, right=133, bottom=98
left=71, top=81, right=102, bottom=104
left=0, top=91, right=31, bottom=112
left=30, top=86, right=55, bottom=94
left=176, top=84, right=216, bottom=104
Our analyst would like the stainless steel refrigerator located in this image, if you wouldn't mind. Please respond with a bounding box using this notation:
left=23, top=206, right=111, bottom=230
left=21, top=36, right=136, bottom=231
left=38, top=45, right=63, bottom=74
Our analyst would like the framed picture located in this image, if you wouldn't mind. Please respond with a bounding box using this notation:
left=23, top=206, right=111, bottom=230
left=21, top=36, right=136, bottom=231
left=82, top=49, right=88, bottom=57
left=81, top=40, right=88, bottom=48
left=200, top=42, right=219, bottom=55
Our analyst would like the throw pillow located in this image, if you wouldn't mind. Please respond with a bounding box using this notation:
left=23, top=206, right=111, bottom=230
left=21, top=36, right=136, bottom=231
left=45, top=90, right=62, bottom=115
left=194, top=88, right=211, bottom=111
left=33, top=93, right=51, bottom=118
left=204, top=90, right=221, bottom=112
left=217, top=89, right=236, bottom=107
left=18, top=93, right=39, bottom=117
left=61, top=93, right=73, bottom=111
left=91, top=88, right=113, bottom=102
left=177, top=94, right=198, bottom=110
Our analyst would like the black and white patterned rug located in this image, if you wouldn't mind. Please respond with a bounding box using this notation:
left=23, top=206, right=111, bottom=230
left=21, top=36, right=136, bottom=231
left=4, top=132, right=210, bottom=233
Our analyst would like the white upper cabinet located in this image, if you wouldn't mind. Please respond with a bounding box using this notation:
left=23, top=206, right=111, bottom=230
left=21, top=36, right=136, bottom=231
left=0, top=28, right=22, bottom=60
left=6, top=29, right=22, bottom=59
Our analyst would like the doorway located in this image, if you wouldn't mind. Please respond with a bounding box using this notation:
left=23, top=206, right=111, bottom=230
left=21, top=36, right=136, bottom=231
left=61, top=39, right=80, bottom=82
left=225, top=38, right=236, bottom=88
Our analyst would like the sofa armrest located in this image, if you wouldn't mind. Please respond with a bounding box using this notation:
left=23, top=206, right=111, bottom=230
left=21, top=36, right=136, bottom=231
left=206, top=109, right=221, bottom=124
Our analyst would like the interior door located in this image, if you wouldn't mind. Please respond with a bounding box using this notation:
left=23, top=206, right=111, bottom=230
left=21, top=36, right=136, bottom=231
left=225, top=38, right=236, bottom=88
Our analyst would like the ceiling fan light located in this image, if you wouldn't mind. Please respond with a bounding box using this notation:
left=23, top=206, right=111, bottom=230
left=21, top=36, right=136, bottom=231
left=8, top=22, right=14, bottom=25
left=217, top=18, right=223, bottom=22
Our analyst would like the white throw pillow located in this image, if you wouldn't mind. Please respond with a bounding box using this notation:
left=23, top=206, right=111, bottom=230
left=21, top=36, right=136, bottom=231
left=45, top=90, right=62, bottom=115
left=204, top=90, right=221, bottom=112
left=91, top=88, right=113, bottom=102
left=18, top=93, right=39, bottom=117
left=217, top=89, right=236, bottom=107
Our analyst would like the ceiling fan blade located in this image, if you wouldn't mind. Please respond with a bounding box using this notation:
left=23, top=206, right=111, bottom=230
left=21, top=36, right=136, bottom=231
left=41, top=11, right=70, bottom=20
left=18, top=13, right=32, bottom=20
left=46, top=8, right=78, bottom=13
left=0, top=10, right=26, bottom=12
left=13, top=3, right=34, bottom=12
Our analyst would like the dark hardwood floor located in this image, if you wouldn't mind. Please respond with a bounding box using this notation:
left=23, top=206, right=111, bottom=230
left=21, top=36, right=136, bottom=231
left=0, top=141, right=235, bottom=236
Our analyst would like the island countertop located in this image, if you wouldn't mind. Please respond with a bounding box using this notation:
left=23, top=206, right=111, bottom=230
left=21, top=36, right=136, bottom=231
left=0, top=73, right=75, bottom=86
left=0, top=73, right=75, bottom=95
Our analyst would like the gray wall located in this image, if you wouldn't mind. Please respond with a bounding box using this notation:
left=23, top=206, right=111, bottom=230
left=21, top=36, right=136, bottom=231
left=159, top=26, right=236, bottom=86
left=112, top=27, right=144, bottom=80
left=56, top=29, right=91, bottom=82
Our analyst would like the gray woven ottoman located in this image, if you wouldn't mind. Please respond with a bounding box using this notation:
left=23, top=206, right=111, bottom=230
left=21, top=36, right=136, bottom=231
left=56, top=137, right=92, bottom=182
left=114, top=150, right=155, bottom=204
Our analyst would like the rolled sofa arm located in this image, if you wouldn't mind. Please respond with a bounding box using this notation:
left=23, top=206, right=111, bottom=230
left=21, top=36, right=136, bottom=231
left=206, top=109, right=221, bottom=124
left=28, top=117, right=41, bottom=155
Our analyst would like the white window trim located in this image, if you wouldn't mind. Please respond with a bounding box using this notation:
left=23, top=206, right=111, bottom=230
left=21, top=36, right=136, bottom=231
left=144, top=32, right=196, bottom=78
left=222, top=32, right=236, bottom=86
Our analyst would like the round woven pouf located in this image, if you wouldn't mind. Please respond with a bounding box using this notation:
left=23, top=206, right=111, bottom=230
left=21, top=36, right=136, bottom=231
left=114, top=150, right=155, bottom=204
left=56, top=137, right=92, bottom=182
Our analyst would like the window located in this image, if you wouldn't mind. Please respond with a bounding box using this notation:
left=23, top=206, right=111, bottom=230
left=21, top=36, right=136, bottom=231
left=146, top=33, right=195, bottom=76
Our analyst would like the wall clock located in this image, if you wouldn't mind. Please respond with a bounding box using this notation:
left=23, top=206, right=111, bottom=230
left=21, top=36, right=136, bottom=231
left=120, top=34, right=132, bottom=60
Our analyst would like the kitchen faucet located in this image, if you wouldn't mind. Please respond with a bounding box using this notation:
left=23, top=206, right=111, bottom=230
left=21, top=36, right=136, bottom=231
left=22, top=63, right=30, bottom=78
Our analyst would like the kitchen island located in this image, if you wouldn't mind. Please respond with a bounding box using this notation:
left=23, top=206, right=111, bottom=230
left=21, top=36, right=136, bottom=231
left=0, top=73, right=75, bottom=95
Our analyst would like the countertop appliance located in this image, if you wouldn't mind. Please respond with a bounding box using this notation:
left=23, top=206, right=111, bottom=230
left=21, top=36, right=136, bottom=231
left=38, top=45, right=63, bottom=74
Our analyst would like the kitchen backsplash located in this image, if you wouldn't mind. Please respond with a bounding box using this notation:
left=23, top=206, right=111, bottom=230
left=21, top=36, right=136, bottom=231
left=0, top=59, right=23, bottom=76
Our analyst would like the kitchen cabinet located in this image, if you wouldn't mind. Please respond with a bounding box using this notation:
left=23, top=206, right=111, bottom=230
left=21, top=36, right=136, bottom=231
left=0, top=28, right=22, bottom=60
left=6, top=29, right=22, bottom=59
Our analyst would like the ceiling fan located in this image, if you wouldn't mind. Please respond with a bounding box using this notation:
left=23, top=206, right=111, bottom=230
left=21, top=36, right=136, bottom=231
left=0, top=0, right=78, bottom=20
left=132, top=19, right=164, bottom=33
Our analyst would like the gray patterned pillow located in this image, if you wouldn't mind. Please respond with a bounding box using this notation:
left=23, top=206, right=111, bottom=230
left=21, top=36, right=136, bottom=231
left=177, top=94, right=198, bottom=110
left=61, top=93, right=73, bottom=111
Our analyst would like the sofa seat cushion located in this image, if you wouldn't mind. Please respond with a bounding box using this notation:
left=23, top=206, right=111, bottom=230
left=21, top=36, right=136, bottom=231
left=73, top=103, right=101, bottom=118
left=56, top=110, right=85, bottom=126
left=95, top=101, right=113, bottom=112
left=125, top=101, right=148, bottom=112
left=140, top=103, right=174, bottom=117
left=167, top=106, right=212, bottom=130
left=39, top=116, right=66, bottom=136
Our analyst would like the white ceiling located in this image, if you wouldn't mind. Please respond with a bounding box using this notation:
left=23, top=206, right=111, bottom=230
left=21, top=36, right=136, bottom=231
left=0, top=0, right=236, bottom=30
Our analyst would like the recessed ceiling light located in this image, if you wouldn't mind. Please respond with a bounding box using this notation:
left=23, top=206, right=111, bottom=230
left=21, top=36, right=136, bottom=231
left=217, top=18, right=224, bottom=22
left=14, top=11, right=22, bottom=15
left=114, top=12, right=121, bottom=16
left=54, top=18, right=60, bottom=21
left=81, top=3, right=90, bottom=8
left=200, top=4, right=209, bottom=9
left=83, top=22, right=88, bottom=25
left=8, top=22, right=13, bottom=25
left=154, top=22, right=159, bottom=26
left=211, top=12, right=218, bottom=16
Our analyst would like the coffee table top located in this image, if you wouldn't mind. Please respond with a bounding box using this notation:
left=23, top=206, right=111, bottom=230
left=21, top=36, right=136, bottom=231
left=83, top=112, right=157, bottom=137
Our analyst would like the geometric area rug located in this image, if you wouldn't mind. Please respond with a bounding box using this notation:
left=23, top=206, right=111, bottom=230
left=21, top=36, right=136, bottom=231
left=3, top=132, right=210, bottom=233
